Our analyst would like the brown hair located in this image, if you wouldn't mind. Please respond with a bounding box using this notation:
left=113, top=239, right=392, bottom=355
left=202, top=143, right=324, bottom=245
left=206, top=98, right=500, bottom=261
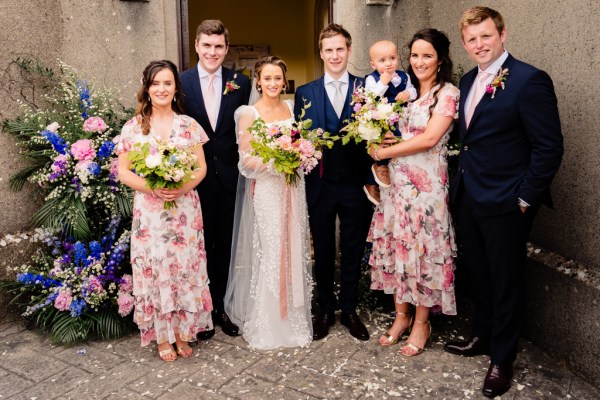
left=136, top=60, right=185, bottom=135
left=195, top=19, right=229, bottom=46
left=318, top=23, right=352, bottom=51
left=254, top=55, right=290, bottom=93
left=459, top=6, right=505, bottom=39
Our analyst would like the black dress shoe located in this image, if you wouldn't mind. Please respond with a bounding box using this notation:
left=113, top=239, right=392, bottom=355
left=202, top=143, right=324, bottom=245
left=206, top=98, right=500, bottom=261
left=197, top=329, right=215, bottom=341
left=443, top=336, right=490, bottom=357
left=218, top=311, right=240, bottom=337
left=340, top=312, right=370, bottom=341
left=312, top=312, right=335, bottom=340
left=482, top=363, right=513, bottom=398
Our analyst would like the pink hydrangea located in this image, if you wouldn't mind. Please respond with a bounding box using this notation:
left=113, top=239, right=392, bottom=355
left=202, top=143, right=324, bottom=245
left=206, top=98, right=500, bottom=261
left=71, top=139, right=96, bottom=161
left=119, top=274, right=133, bottom=292
left=54, top=291, right=73, bottom=311
left=83, top=116, right=108, bottom=133
left=117, top=292, right=134, bottom=316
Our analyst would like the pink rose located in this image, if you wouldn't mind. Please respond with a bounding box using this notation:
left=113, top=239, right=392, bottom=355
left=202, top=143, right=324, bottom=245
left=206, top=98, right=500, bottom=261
left=119, top=274, right=133, bottom=292
left=54, top=291, right=72, bottom=311
left=191, top=213, right=203, bottom=231
left=117, top=292, right=134, bottom=316
left=276, top=135, right=292, bottom=150
left=143, top=303, right=155, bottom=317
left=297, top=139, right=315, bottom=157
left=86, top=277, right=104, bottom=293
left=71, top=139, right=96, bottom=161
left=83, top=116, right=108, bottom=133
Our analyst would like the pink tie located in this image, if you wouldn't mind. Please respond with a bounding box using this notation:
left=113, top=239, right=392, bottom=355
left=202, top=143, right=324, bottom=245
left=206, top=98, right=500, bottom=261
left=466, top=71, right=491, bottom=127
left=205, top=74, right=217, bottom=130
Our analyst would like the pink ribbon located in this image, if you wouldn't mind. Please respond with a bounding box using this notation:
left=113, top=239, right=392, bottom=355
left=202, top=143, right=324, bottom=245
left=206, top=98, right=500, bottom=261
left=279, top=184, right=305, bottom=319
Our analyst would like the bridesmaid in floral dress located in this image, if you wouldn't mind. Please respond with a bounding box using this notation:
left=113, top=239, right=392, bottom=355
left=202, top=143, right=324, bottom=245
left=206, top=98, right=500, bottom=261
left=368, top=29, right=459, bottom=356
left=117, top=60, right=213, bottom=362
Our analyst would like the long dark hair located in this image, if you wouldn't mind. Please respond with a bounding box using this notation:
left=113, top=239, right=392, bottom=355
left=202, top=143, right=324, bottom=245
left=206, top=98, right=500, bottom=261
left=406, top=28, right=453, bottom=114
left=136, top=60, right=185, bottom=135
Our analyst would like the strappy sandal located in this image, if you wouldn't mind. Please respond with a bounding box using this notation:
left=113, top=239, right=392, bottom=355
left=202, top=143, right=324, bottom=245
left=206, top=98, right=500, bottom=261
left=158, top=345, right=177, bottom=362
left=400, top=319, right=431, bottom=357
left=379, top=312, right=413, bottom=346
left=175, top=342, right=193, bottom=358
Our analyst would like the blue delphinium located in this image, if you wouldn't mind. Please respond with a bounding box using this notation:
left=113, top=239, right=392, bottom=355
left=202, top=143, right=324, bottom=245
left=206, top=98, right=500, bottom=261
left=97, top=141, right=115, bottom=159
left=69, top=299, right=86, bottom=317
left=87, top=162, right=101, bottom=176
left=77, top=80, right=91, bottom=119
left=40, top=130, right=68, bottom=155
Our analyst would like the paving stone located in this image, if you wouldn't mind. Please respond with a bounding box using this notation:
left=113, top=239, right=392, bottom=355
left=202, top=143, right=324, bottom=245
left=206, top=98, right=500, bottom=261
left=220, top=374, right=319, bottom=400
left=53, top=341, right=127, bottom=374
left=62, top=360, right=148, bottom=398
left=158, top=379, right=237, bottom=400
left=18, top=367, right=92, bottom=400
left=102, top=387, right=150, bottom=399
left=0, top=367, right=33, bottom=398
left=1, top=347, right=71, bottom=383
left=280, top=366, right=364, bottom=399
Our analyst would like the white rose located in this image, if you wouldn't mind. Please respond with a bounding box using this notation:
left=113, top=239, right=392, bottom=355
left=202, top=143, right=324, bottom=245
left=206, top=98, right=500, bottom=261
left=358, top=122, right=381, bottom=141
left=145, top=154, right=162, bottom=169
left=376, top=102, right=393, bottom=118
left=46, top=122, right=60, bottom=132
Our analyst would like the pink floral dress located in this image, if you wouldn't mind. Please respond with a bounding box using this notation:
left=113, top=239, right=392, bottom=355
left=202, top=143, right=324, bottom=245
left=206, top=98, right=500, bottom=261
left=116, top=114, right=213, bottom=346
left=368, top=83, right=459, bottom=315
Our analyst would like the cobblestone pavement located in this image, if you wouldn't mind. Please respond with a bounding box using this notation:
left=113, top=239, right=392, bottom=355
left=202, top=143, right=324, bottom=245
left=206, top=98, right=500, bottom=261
left=0, top=311, right=598, bottom=400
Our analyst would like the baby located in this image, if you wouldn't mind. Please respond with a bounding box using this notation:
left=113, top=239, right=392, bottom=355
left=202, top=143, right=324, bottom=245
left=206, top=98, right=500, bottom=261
left=364, top=40, right=416, bottom=205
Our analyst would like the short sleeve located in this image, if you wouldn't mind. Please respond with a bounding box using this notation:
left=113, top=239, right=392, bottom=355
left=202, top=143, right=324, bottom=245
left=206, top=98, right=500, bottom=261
left=114, top=116, right=139, bottom=155
left=433, top=83, right=460, bottom=119
left=189, top=117, right=209, bottom=145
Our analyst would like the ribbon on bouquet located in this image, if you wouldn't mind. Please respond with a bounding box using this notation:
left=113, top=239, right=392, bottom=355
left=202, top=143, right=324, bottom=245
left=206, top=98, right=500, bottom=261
left=279, top=185, right=305, bottom=320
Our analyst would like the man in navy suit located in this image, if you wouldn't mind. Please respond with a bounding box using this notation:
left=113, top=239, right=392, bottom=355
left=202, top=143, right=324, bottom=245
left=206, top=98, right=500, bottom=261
left=444, top=7, right=563, bottom=397
left=180, top=20, right=251, bottom=339
left=294, top=24, right=373, bottom=341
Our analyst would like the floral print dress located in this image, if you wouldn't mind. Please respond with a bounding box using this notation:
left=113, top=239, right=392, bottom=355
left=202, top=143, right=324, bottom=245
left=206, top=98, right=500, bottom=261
left=369, top=83, right=459, bottom=315
left=116, top=114, right=213, bottom=346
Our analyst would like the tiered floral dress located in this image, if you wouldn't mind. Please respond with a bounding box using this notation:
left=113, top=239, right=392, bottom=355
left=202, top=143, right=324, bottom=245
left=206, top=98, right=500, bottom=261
left=369, top=83, right=459, bottom=315
left=117, top=114, right=213, bottom=346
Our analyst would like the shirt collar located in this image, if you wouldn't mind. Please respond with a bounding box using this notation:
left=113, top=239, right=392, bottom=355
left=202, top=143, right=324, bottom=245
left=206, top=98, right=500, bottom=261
left=479, top=50, right=509, bottom=75
left=324, top=71, right=349, bottom=85
left=197, top=64, right=222, bottom=79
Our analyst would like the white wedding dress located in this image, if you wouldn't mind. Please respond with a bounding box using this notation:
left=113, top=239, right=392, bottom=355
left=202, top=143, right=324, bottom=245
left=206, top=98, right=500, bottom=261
left=224, top=99, right=313, bottom=350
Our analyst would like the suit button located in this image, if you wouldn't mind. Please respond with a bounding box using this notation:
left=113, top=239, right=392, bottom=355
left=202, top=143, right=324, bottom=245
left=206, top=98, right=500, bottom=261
left=463, top=145, right=468, bottom=151
left=213, top=156, right=218, bottom=160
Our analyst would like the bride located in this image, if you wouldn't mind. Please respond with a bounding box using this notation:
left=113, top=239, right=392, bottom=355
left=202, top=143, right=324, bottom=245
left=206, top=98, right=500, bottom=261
left=224, top=56, right=312, bottom=350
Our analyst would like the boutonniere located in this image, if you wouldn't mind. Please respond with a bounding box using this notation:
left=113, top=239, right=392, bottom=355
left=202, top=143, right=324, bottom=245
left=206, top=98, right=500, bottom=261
left=486, top=68, right=509, bottom=98
left=223, top=74, right=240, bottom=95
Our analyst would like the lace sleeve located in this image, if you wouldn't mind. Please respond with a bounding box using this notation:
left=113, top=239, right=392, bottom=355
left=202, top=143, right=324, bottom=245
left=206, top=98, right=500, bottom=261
left=234, top=105, right=276, bottom=179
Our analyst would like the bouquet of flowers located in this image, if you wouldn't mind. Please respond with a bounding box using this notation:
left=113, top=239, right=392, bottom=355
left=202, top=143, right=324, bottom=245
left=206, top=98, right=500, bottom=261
left=8, top=217, right=134, bottom=344
left=340, top=86, right=404, bottom=148
left=248, top=103, right=338, bottom=186
left=127, top=138, right=199, bottom=209
left=3, top=58, right=133, bottom=240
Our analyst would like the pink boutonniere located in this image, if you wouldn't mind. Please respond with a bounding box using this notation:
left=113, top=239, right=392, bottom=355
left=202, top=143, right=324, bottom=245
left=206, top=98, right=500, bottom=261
left=223, top=74, right=240, bottom=95
left=486, top=68, right=509, bottom=99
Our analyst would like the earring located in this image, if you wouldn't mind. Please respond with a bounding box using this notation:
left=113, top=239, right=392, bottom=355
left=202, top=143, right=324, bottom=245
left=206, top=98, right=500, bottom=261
left=257, top=86, right=262, bottom=92
left=282, top=87, right=287, bottom=95
left=173, top=96, right=176, bottom=103
left=437, top=66, right=441, bottom=72
left=147, top=94, right=151, bottom=102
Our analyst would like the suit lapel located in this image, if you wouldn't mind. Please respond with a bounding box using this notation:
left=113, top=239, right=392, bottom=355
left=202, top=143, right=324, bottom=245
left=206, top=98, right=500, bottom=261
left=313, top=77, right=326, bottom=127
left=215, top=67, right=233, bottom=132
left=467, top=54, right=516, bottom=133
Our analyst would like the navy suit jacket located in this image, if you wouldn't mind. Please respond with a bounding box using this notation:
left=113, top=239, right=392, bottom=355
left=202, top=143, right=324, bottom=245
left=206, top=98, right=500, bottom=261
left=450, top=54, right=563, bottom=216
left=294, top=74, right=371, bottom=206
left=179, top=66, right=251, bottom=192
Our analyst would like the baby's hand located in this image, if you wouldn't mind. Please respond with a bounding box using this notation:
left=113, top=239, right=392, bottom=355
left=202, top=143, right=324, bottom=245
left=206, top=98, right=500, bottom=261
left=395, top=90, right=410, bottom=103
left=380, top=70, right=393, bottom=85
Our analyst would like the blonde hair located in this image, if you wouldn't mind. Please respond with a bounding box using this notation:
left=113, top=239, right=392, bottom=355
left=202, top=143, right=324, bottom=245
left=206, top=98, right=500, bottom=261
left=318, top=23, right=352, bottom=50
left=459, top=6, right=505, bottom=39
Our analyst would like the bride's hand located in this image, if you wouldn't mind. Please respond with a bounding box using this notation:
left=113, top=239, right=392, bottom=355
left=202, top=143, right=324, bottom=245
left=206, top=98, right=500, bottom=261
left=153, top=188, right=184, bottom=201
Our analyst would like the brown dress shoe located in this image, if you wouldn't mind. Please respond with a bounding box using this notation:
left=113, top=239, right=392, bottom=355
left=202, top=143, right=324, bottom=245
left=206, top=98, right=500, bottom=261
left=482, top=363, right=513, bottom=398
left=363, top=184, right=381, bottom=205
left=372, top=164, right=391, bottom=187
left=443, top=336, right=490, bottom=357
left=340, top=312, right=370, bottom=341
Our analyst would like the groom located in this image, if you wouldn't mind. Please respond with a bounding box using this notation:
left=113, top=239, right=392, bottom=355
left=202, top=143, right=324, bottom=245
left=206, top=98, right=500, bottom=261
left=294, top=24, right=373, bottom=341
left=180, top=19, right=251, bottom=339
left=445, top=7, right=563, bottom=398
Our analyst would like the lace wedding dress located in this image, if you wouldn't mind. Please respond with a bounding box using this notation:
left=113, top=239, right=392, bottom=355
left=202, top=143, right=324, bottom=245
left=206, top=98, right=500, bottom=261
left=224, top=99, right=312, bottom=350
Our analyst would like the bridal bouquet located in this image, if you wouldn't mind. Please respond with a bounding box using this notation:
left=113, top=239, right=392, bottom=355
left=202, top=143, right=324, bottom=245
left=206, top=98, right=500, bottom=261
left=340, top=86, right=404, bottom=148
left=248, top=104, right=337, bottom=186
left=127, top=138, right=198, bottom=209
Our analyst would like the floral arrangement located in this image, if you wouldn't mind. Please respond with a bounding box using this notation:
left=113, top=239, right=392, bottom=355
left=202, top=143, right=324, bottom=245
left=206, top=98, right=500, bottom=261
left=340, top=86, right=404, bottom=147
left=2, top=58, right=134, bottom=240
left=127, top=138, right=199, bottom=209
left=486, top=68, right=509, bottom=98
left=223, top=74, right=240, bottom=95
left=7, top=217, right=134, bottom=344
left=248, top=102, right=338, bottom=185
